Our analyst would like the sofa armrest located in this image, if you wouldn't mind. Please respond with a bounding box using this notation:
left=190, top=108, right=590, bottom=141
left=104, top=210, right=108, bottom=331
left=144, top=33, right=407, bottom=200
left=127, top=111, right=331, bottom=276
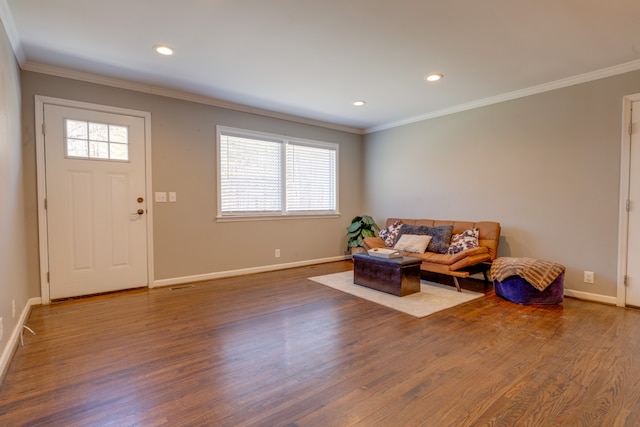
left=447, top=246, right=488, bottom=264
left=363, top=237, right=386, bottom=250
left=450, top=251, right=492, bottom=271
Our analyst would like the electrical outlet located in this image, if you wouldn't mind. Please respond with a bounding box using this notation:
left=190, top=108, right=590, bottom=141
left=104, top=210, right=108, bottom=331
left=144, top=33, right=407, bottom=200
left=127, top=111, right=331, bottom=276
left=584, top=271, right=594, bottom=284
left=275, top=249, right=281, bottom=258
left=12, top=300, right=15, bottom=319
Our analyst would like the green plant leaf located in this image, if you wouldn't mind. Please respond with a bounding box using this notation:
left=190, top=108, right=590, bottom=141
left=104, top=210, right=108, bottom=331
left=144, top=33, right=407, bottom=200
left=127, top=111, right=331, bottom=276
left=360, top=215, right=380, bottom=230
left=361, top=229, right=375, bottom=238
left=361, top=215, right=375, bottom=225
left=346, top=215, right=380, bottom=248
left=346, top=222, right=361, bottom=233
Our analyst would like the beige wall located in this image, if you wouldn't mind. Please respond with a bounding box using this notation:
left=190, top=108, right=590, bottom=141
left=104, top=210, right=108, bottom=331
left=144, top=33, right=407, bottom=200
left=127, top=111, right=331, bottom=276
left=14, top=41, right=640, bottom=301
left=20, top=71, right=364, bottom=284
left=365, top=70, right=640, bottom=298
left=0, top=19, right=31, bottom=373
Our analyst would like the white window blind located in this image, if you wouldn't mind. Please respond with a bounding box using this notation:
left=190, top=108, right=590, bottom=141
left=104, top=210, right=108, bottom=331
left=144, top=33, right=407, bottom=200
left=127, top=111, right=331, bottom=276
left=286, top=143, right=336, bottom=212
left=218, top=127, right=338, bottom=218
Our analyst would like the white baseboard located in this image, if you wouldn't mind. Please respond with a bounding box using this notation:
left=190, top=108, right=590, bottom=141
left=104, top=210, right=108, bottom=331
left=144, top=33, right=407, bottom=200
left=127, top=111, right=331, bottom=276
left=152, top=255, right=349, bottom=288
left=563, top=289, right=617, bottom=305
left=0, top=297, right=41, bottom=383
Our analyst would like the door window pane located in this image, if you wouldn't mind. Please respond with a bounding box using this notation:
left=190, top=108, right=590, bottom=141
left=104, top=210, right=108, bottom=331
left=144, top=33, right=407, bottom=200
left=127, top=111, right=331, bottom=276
left=67, top=138, right=88, bottom=157
left=65, top=119, right=129, bottom=162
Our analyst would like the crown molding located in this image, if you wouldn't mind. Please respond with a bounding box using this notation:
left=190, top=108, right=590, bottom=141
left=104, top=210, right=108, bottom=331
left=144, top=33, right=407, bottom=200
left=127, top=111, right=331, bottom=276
left=21, top=61, right=365, bottom=135
left=0, top=0, right=25, bottom=63
left=19, top=54, right=640, bottom=136
left=366, top=59, right=640, bottom=134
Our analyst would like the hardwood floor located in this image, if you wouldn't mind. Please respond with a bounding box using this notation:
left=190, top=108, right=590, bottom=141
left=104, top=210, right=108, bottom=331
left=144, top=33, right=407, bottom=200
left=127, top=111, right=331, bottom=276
left=1, top=261, right=640, bottom=426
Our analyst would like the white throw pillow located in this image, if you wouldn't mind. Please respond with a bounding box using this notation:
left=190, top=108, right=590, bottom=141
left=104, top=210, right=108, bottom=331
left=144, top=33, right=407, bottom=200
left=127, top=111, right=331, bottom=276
left=393, top=234, right=432, bottom=253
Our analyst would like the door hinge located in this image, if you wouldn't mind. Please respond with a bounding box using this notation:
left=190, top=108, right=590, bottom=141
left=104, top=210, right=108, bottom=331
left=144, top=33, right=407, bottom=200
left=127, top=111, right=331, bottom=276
left=626, top=199, right=631, bottom=212
left=44, top=198, right=47, bottom=210
left=42, top=123, right=46, bottom=136
left=624, top=275, right=628, bottom=286
left=47, top=272, right=50, bottom=283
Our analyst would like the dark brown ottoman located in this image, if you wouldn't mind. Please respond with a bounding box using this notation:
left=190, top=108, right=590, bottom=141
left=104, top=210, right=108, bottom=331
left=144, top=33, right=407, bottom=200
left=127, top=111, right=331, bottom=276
left=352, top=253, right=422, bottom=296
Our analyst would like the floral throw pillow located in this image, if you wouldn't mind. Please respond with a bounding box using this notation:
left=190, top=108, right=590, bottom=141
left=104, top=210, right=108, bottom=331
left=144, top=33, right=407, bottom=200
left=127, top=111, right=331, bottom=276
left=447, top=228, right=480, bottom=255
left=379, top=220, right=403, bottom=247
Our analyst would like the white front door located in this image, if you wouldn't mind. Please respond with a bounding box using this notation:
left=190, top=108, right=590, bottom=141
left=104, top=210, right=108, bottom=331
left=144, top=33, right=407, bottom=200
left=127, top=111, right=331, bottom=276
left=43, top=103, right=149, bottom=299
left=627, top=100, right=640, bottom=307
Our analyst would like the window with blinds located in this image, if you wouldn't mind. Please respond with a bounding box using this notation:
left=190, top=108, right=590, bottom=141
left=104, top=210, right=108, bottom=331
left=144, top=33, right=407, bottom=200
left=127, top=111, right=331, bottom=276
left=218, top=126, right=338, bottom=218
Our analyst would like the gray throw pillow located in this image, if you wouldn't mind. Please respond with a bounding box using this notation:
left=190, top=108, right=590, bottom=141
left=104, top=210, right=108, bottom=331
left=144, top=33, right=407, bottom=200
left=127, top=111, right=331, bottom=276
left=396, top=224, right=454, bottom=254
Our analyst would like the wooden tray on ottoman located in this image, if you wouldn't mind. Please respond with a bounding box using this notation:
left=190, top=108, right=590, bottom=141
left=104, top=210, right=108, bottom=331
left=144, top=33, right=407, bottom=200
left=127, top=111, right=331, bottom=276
left=352, top=253, right=422, bottom=296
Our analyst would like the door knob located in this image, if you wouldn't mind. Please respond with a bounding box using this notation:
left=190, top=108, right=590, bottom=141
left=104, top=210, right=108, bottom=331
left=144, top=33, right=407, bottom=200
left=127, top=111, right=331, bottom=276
left=136, top=209, right=144, bottom=215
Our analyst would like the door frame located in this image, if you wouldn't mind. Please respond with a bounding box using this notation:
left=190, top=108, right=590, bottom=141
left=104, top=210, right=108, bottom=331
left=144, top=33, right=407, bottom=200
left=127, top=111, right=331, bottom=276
left=35, top=95, right=154, bottom=304
left=617, top=93, right=640, bottom=307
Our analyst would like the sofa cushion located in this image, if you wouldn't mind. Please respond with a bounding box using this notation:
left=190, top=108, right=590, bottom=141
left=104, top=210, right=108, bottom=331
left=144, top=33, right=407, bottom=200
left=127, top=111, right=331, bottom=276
left=447, top=228, right=480, bottom=254
left=379, top=220, right=403, bottom=247
left=393, top=234, right=432, bottom=253
left=397, top=224, right=453, bottom=254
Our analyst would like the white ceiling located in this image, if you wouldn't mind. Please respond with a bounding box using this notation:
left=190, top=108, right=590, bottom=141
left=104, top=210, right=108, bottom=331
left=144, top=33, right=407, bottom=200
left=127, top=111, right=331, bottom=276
left=3, top=0, right=640, bottom=133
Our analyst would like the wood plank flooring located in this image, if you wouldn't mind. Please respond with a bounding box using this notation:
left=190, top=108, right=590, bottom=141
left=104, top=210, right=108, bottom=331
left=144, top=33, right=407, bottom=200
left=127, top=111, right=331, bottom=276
left=1, top=261, right=640, bottom=426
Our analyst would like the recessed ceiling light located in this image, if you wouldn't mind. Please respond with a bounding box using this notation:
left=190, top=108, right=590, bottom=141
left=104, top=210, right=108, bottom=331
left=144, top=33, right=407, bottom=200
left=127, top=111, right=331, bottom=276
left=154, top=45, right=174, bottom=56
left=425, top=73, right=443, bottom=82
left=353, top=100, right=366, bottom=106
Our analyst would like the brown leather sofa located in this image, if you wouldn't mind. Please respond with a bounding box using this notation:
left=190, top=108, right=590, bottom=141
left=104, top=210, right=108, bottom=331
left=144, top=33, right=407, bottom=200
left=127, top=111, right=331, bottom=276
left=363, top=218, right=501, bottom=292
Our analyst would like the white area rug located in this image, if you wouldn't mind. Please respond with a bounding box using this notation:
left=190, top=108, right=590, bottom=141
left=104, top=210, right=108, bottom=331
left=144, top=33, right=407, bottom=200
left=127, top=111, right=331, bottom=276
left=308, top=271, right=483, bottom=318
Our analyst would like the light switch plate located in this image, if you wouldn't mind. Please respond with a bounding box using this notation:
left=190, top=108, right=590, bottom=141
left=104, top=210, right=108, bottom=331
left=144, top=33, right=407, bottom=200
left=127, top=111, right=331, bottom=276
left=155, top=192, right=167, bottom=202
left=169, top=192, right=177, bottom=202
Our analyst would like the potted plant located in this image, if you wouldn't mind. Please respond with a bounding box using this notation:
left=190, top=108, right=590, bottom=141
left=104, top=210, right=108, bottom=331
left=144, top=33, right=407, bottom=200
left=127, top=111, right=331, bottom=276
left=347, top=215, right=380, bottom=254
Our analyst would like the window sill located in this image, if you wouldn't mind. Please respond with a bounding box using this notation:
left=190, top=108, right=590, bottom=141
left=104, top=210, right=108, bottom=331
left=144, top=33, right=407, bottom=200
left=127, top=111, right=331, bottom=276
left=216, top=213, right=341, bottom=223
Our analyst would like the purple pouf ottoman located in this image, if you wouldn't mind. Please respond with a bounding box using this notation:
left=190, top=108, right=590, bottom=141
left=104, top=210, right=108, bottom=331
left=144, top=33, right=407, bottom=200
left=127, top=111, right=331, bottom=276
left=494, top=272, right=564, bottom=305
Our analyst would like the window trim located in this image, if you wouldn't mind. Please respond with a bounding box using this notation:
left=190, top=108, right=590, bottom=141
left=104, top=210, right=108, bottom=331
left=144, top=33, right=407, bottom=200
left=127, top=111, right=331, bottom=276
left=216, top=126, right=340, bottom=221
